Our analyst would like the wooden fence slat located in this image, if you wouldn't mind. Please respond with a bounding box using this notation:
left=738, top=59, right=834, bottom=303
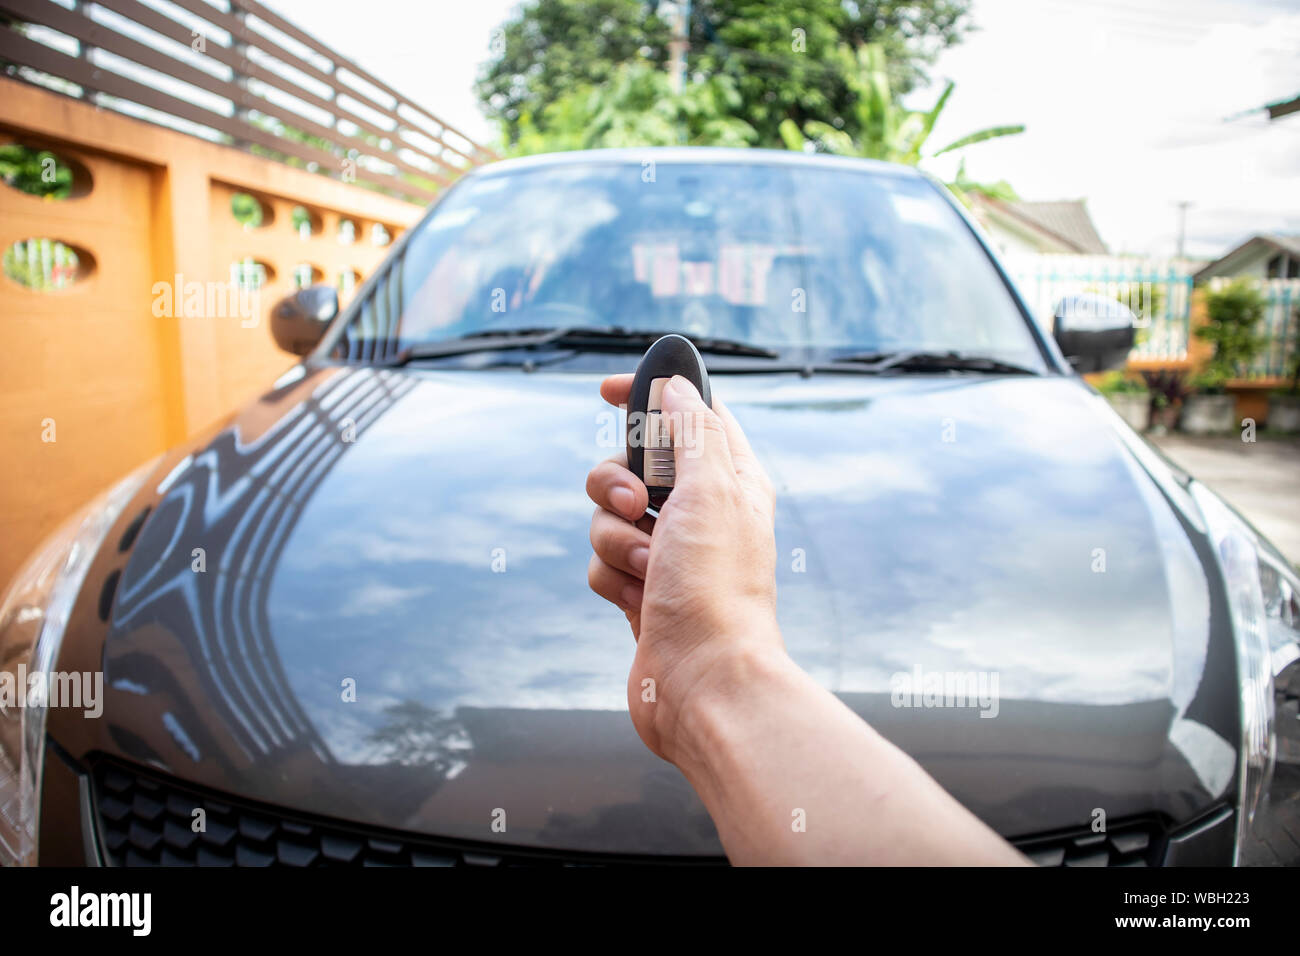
left=232, top=0, right=493, bottom=164
left=0, top=0, right=491, bottom=201
left=0, top=27, right=441, bottom=204
left=87, top=0, right=453, bottom=183
left=164, top=0, right=474, bottom=173
left=9, top=2, right=455, bottom=191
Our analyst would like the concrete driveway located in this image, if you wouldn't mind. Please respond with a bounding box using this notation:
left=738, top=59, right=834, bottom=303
left=1150, top=434, right=1300, bottom=567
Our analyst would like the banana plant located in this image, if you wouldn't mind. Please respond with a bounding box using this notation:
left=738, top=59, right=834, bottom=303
left=780, top=43, right=1023, bottom=199
left=511, top=63, right=756, bottom=154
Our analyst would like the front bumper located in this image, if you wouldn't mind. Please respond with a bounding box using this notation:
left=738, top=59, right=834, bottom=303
left=41, top=744, right=1240, bottom=867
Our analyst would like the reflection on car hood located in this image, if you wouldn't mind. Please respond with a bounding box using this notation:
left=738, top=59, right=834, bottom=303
left=90, top=365, right=1238, bottom=856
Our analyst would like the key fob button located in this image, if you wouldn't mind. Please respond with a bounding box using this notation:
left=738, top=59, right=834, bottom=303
left=626, top=334, right=712, bottom=509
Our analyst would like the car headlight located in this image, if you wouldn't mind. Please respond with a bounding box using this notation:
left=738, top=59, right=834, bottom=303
left=1188, top=480, right=1299, bottom=860
left=0, top=457, right=158, bottom=866
left=1257, top=542, right=1300, bottom=676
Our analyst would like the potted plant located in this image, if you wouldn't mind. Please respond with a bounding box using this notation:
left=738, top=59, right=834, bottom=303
left=1268, top=341, right=1300, bottom=433
left=1140, top=369, right=1189, bottom=434
left=1183, top=280, right=1266, bottom=434
left=1093, top=370, right=1150, bottom=431
left=1181, top=367, right=1235, bottom=434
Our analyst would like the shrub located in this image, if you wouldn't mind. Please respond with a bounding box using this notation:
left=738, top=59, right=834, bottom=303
left=1140, top=369, right=1189, bottom=409
left=1196, top=280, right=1266, bottom=384
left=1188, top=366, right=1230, bottom=395
left=1094, top=371, right=1148, bottom=396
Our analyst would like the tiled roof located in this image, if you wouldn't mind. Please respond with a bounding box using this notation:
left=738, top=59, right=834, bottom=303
left=1003, top=200, right=1109, bottom=254
left=971, top=195, right=1109, bottom=254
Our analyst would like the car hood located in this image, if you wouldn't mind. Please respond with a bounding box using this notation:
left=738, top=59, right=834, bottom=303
left=85, top=364, right=1238, bottom=856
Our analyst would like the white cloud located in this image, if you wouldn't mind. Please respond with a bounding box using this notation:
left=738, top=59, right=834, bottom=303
left=916, top=0, right=1300, bottom=257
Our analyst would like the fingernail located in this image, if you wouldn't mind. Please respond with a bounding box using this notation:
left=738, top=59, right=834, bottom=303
left=609, top=485, right=636, bottom=518
left=621, top=582, right=644, bottom=609
left=628, top=546, right=649, bottom=575
left=666, top=375, right=697, bottom=399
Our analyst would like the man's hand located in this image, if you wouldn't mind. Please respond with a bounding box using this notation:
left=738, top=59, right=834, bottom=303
left=585, top=373, right=1027, bottom=865
left=585, top=374, right=785, bottom=763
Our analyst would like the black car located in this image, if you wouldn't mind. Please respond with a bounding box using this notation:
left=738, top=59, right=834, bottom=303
left=4, top=149, right=1297, bottom=867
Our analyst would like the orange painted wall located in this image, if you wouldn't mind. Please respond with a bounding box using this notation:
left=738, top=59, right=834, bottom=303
left=0, top=79, right=424, bottom=590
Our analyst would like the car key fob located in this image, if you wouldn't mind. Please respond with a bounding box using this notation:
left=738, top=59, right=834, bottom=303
left=627, top=334, right=712, bottom=511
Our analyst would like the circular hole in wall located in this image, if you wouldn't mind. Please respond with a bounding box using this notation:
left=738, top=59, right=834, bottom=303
left=231, top=192, right=274, bottom=229
left=3, top=238, right=96, bottom=291
left=292, top=263, right=325, bottom=288
left=0, top=143, right=93, bottom=200
left=291, top=205, right=322, bottom=239
left=229, top=258, right=276, bottom=290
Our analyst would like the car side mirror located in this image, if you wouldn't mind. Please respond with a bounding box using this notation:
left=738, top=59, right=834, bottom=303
left=1052, top=293, right=1136, bottom=373
left=270, top=284, right=338, bottom=356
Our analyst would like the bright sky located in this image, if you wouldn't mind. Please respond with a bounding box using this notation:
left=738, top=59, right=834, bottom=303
left=265, top=0, right=1300, bottom=259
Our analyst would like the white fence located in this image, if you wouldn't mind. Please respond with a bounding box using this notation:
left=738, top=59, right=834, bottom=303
left=1002, top=254, right=1195, bottom=362
left=1206, top=277, right=1300, bottom=379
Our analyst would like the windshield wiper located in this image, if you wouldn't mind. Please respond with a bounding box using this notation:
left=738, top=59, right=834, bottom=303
left=388, top=326, right=778, bottom=366
left=390, top=326, right=570, bottom=364
left=833, top=350, right=1039, bottom=376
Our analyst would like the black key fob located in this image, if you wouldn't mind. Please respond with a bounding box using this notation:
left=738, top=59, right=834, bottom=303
left=627, top=334, right=712, bottom=511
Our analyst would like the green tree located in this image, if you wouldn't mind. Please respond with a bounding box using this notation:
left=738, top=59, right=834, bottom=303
left=511, top=62, right=756, bottom=153
left=478, top=0, right=972, bottom=148
left=689, top=0, right=971, bottom=146
left=478, top=0, right=671, bottom=145
left=686, top=0, right=851, bottom=148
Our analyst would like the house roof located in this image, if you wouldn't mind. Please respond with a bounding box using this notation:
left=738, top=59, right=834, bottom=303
left=1266, top=94, right=1300, bottom=120
left=1193, top=233, right=1300, bottom=281
left=970, top=195, right=1109, bottom=254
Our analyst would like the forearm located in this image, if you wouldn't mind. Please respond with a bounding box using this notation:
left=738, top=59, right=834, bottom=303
left=668, top=642, right=1029, bottom=866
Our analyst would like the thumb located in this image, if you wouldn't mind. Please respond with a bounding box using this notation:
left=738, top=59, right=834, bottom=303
left=660, top=375, right=734, bottom=490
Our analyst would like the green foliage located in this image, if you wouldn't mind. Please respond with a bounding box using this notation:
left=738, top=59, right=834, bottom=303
left=510, top=63, right=756, bottom=154
left=688, top=0, right=855, bottom=148
left=478, top=0, right=672, bottom=146
left=0, top=144, right=73, bottom=199
left=777, top=43, right=1021, bottom=203
left=230, top=193, right=263, bottom=228
left=1094, top=371, right=1148, bottom=396
left=949, top=157, right=1017, bottom=202
left=478, top=0, right=973, bottom=149
left=932, top=125, right=1026, bottom=157
left=1197, top=279, right=1267, bottom=382
left=290, top=205, right=314, bottom=235
left=1188, top=366, right=1230, bottom=395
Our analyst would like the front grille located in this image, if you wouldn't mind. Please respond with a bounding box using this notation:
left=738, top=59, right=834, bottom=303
left=89, top=759, right=722, bottom=867
left=1012, top=818, right=1165, bottom=867
left=90, top=758, right=1167, bottom=867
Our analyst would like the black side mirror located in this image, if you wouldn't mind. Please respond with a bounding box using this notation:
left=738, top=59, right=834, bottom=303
left=1052, top=293, right=1136, bottom=373
left=270, top=284, right=338, bottom=356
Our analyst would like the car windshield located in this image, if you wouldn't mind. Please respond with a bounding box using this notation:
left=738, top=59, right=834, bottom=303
left=335, top=159, right=1044, bottom=366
